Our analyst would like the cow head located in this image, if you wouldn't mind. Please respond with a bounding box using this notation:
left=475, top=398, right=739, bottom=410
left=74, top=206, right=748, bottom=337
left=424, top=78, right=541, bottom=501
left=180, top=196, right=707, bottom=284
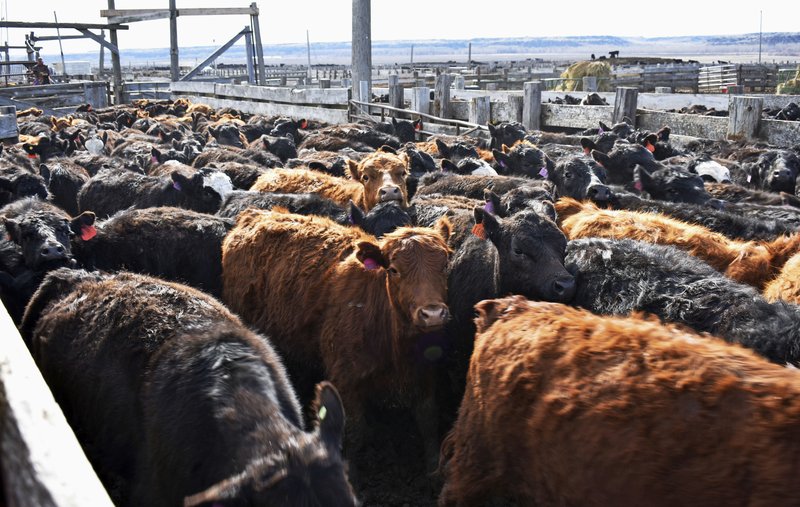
left=170, top=168, right=234, bottom=213
left=22, top=134, right=69, bottom=162
left=634, top=166, right=714, bottom=206
left=347, top=151, right=410, bottom=210
left=4, top=204, right=95, bottom=270
left=261, top=134, right=298, bottom=163
left=356, top=217, right=452, bottom=331
left=183, top=382, right=358, bottom=507
left=400, top=143, right=437, bottom=175
left=550, top=156, right=612, bottom=204
left=492, top=141, right=554, bottom=179
left=473, top=207, right=575, bottom=303
left=435, top=139, right=479, bottom=163
left=487, top=122, right=527, bottom=151
left=209, top=124, right=246, bottom=149
left=591, top=143, right=660, bottom=185
left=348, top=200, right=413, bottom=238
left=441, top=158, right=498, bottom=176
left=753, top=150, right=800, bottom=193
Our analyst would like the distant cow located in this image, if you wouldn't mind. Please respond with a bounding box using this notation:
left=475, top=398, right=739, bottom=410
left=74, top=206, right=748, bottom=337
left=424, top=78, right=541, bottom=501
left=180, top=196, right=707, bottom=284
left=78, top=167, right=233, bottom=218
left=21, top=269, right=357, bottom=507
left=565, top=237, right=800, bottom=366
left=591, top=143, right=660, bottom=184
left=222, top=209, right=452, bottom=470
left=492, top=141, right=555, bottom=179
left=416, top=172, right=555, bottom=201
left=38, top=160, right=90, bottom=216
left=557, top=198, right=800, bottom=289
left=251, top=151, right=411, bottom=211
left=635, top=165, right=719, bottom=206
left=439, top=296, right=800, bottom=507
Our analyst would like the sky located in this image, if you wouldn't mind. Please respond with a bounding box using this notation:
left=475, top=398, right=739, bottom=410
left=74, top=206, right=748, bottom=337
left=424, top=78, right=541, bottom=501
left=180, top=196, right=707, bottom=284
left=1, top=0, right=798, bottom=55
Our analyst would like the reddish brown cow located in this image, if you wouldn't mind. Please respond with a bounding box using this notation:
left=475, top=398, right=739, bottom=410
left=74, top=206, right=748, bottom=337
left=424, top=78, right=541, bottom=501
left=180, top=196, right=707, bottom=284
left=222, top=209, right=451, bottom=467
left=251, top=150, right=410, bottom=211
left=439, top=296, right=800, bottom=507
left=556, top=197, right=800, bottom=289
left=764, top=250, right=800, bottom=304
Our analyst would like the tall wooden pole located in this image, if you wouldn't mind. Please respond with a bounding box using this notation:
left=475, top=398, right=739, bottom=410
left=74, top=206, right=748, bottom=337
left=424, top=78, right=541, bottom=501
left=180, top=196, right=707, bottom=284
left=169, top=0, right=179, bottom=81
left=351, top=0, right=371, bottom=102
left=107, top=0, right=122, bottom=103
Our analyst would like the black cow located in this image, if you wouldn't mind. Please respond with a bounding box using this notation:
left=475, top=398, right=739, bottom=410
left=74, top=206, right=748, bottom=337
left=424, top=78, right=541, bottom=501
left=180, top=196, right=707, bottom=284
left=416, top=172, right=555, bottom=200
left=635, top=165, right=719, bottom=206
left=492, top=141, right=555, bottom=179
left=208, top=123, right=245, bottom=148
left=78, top=167, right=233, bottom=218
left=566, top=238, right=800, bottom=366
left=0, top=164, right=48, bottom=206
left=591, top=143, right=660, bottom=184
left=746, top=150, right=800, bottom=194
left=39, top=161, right=90, bottom=216
left=21, top=269, right=357, bottom=507
left=487, top=122, right=527, bottom=151
left=549, top=156, right=612, bottom=203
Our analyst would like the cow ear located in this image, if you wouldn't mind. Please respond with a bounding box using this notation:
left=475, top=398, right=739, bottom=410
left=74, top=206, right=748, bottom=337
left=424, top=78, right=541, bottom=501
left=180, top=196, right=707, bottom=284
left=488, top=123, right=497, bottom=136
left=483, top=189, right=503, bottom=217
left=392, top=117, right=399, bottom=128
left=39, top=164, right=51, bottom=183
left=413, top=118, right=423, bottom=131
left=492, top=150, right=511, bottom=172
left=4, top=218, right=20, bottom=242
left=151, top=147, right=162, bottom=163
left=433, top=215, right=452, bottom=243
left=580, top=137, right=597, bottom=155
left=643, top=133, right=658, bottom=153
left=441, top=159, right=458, bottom=173
left=170, top=171, right=192, bottom=191
left=435, top=139, right=449, bottom=158
left=633, top=165, right=653, bottom=192
left=355, top=240, right=388, bottom=270
left=70, top=212, right=97, bottom=240
left=348, top=200, right=365, bottom=226
left=501, top=144, right=512, bottom=154
left=599, top=121, right=611, bottom=132
left=22, top=143, right=36, bottom=155
left=261, top=136, right=270, bottom=148
left=314, top=381, right=346, bottom=454
left=378, top=144, right=397, bottom=154
left=347, top=159, right=360, bottom=180
left=474, top=297, right=523, bottom=333
left=308, top=161, right=328, bottom=173
left=657, top=126, right=671, bottom=142
left=473, top=207, right=501, bottom=243
left=101, top=130, right=109, bottom=145
left=399, top=152, right=410, bottom=173
left=591, top=149, right=610, bottom=168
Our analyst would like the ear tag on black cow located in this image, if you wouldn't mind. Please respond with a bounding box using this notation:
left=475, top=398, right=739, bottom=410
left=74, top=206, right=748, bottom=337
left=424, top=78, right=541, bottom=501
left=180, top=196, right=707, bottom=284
left=498, top=159, right=507, bottom=169
left=538, top=166, right=549, bottom=178
left=318, top=405, right=328, bottom=421
left=634, top=180, right=643, bottom=192
left=363, top=258, right=381, bottom=270
left=597, top=126, right=604, bottom=134
left=80, top=225, right=97, bottom=241
left=645, top=142, right=655, bottom=153
left=173, top=181, right=182, bottom=191
left=414, top=121, right=422, bottom=131
left=747, top=174, right=752, bottom=183
left=583, top=147, right=591, bottom=155
left=27, top=153, right=37, bottom=159
left=471, top=223, right=487, bottom=240
left=300, top=119, right=308, bottom=129
left=151, top=155, right=159, bottom=164
left=483, top=200, right=495, bottom=215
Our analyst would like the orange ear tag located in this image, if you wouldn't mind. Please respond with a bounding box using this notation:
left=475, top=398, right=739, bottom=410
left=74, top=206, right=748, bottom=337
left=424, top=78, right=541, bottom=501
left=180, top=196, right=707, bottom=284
left=646, top=142, right=655, bottom=153
left=471, top=223, right=487, bottom=240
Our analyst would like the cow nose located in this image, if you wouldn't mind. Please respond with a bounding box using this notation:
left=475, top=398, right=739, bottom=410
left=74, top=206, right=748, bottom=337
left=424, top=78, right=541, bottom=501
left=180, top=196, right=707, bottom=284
left=40, top=243, right=66, bottom=260
left=587, top=184, right=611, bottom=202
left=705, top=198, right=726, bottom=210
left=773, top=169, right=792, bottom=181
left=379, top=185, right=402, bottom=202
left=552, top=275, right=576, bottom=302
left=416, top=304, right=449, bottom=328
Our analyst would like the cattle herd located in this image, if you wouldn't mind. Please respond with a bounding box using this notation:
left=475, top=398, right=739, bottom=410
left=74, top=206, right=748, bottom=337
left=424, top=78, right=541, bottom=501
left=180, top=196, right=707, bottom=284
left=3, top=97, right=800, bottom=506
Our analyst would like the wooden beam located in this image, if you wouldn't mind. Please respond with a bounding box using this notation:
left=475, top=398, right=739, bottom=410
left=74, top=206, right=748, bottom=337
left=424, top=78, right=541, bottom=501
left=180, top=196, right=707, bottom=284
left=169, top=0, right=179, bottom=81
left=108, top=0, right=122, bottom=105
left=351, top=0, right=371, bottom=101
left=523, top=81, right=542, bottom=130
left=76, top=29, right=119, bottom=56
left=180, top=28, right=248, bottom=81
left=0, top=21, right=127, bottom=30
left=727, top=96, right=763, bottom=141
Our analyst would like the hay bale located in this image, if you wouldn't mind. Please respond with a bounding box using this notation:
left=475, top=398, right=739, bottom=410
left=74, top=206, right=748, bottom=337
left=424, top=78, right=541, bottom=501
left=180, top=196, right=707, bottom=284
left=557, top=61, right=611, bottom=92
left=777, top=66, right=800, bottom=95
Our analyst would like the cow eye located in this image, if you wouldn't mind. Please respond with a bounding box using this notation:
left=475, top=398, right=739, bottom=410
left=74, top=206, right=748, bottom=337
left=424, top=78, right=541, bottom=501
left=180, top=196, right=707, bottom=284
left=514, top=247, right=524, bottom=255
left=388, top=267, right=399, bottom=275
left=564, top=171, right=572, bottom=179
left=362, top=175, right=369, bottom=182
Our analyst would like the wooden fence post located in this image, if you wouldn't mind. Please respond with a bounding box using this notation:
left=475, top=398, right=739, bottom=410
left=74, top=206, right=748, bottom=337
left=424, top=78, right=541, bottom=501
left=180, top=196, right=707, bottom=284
left=523, top=81, right=542, bottom=130
left=582, top=76, right=597, bottom=92
left=613, top=87, right=638, bottom=126
left=727, top=96, right=763, bottom=141
left=434, top=73, right=453, bottom=119
left=469, top=95, right=491, bottom=125
left=412, top=86, right=430, bottom=115
left=388, top=74, right=404, bottom=113
left=454, top=75, right=465, bottom=90
left=654, top=86, right=672, bottom=93
left=319, top=79, right=331, bottom=89
left=508, top=94, right=524, bottom=123
left=359, top=80, right=370, bottom=103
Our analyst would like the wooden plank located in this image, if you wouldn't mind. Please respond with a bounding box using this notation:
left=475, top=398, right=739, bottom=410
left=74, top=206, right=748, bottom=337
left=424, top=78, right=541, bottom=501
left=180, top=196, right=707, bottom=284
left=0, top=21, right=127, bottom=30
left=434, top=73, right=452, bottom=119
left=523, top=81, right=542, bottom=130
left=727, top=96, right=763, bottom=141
left=469, top=96, right=490, bottom=125
left=164, top=81, right=214, bottom=95
left=412, top=87, right=430, bottom=115
left=1, top=303, right=114, bottom=507
left=171, top=94, right=348, bottom=124
left=542, top=104, right=613, bottom=129
left=638, top=109, right=727, bottom=140
left=613, top=87, right=638, bottom=125
left=507, top=94, right=524, bottom=123
left=211, top=83, right=349, bottom=105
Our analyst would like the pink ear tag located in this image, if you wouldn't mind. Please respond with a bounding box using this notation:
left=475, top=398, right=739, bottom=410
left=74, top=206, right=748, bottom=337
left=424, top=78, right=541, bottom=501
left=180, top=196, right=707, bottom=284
left=499, top=160, right=507, bottom=169
left=173, top=181, right=182, bottom=191
left=597, top=127, right=604, bottom=134
left=583, top=147, right=591, bottom=155
left=151, top=155, right=158, bottom=164
left=538, top=166, right=548, bottom=178
left=483, top=200, right=495, bottom=214
left=80, top=225, right=97, bottom=241
left=634, top=180, right=643, bottom=192
left=363, top=258, right=380, bottom=270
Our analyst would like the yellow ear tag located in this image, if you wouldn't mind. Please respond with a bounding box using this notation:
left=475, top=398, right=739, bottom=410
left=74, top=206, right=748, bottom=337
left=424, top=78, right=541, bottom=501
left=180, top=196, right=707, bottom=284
left=318, top=405, right=327, bottom=421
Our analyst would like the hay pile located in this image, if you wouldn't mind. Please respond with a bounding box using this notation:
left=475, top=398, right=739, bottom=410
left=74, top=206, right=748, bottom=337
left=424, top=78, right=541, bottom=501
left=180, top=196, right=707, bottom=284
left=557, top=61, right=611, bottom=92
left=777, top=66, right=800, bottom=95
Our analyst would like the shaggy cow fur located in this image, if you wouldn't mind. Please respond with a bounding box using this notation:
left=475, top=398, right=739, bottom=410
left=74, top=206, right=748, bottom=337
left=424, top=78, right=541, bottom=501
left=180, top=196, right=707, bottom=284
left=439, top=296, right=800, bottom=507
left=21, top=269, right=356, bottom=507
left=764, top=251, right=800, bottom=304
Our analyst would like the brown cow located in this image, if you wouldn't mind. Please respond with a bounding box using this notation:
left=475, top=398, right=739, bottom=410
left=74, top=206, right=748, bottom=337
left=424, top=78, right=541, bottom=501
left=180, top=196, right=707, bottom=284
left=764, top=250, right=800, bottom=304
left=222, top=208, right=451, bottom=470
left=439, top=296, right=800, bottom=507
left=556, top=197, right=800, bottom=289
left=251, top=150, right=410, bottom=211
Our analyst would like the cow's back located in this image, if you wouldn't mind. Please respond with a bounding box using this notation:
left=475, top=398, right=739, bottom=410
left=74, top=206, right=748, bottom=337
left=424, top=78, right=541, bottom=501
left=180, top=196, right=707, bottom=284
left=250, top=168, right=364, bottom=209
left=221, top=209, right=365, bottom=364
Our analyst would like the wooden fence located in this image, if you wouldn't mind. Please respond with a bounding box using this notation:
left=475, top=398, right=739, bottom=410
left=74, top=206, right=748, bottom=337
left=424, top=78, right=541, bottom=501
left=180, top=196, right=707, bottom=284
left=170, top=81, right=351, bottom=124
left=699, top=64, right=781, bottom=93
left=120, top=81, right=171, bottom=103
left=0, top=82, right=109, bottom=114
left=1, top=303, right=114, bottom=507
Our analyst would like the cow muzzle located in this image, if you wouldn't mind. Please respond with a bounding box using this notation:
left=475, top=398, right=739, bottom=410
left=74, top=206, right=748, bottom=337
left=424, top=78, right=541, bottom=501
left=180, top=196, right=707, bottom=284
left=414, top=303, right=449, bottom=329
left=379, top=185, right=402, bottom=203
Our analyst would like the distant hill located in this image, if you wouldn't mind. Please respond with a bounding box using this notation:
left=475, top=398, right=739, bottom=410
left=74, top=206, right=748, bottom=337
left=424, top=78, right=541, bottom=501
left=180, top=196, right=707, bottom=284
left=42, top=32, right=800, bottom=67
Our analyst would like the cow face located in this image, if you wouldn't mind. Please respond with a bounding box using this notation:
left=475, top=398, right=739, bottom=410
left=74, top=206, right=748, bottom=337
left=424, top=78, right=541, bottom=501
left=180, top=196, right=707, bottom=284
left=498, top=184, right=557, bottom=217
left=474, top=207, right=575, bottom=303
left=171, top=168, right=234, bottom=213
left=183, top=382, right=358, bottom=507
left=401, top=144, right=437, bottom=175
left=591, top=143, right=660, bottom=185
left=488, top=122, right=527, bottom=151
left=635, top=166, right=713, bottom=206
left=441, top=158, right=498, bottom=177
left=22, top=135, right=69, bottom=162
left=754, top=151, right=800, bottom=193
left=348, top=151, right=410, bottom=210
left=550, top=156, right=612, bottom=204
left=4, top=208, right=94, bottom=269
left=209, top=124, right=245, bottom=149
left=493, top=142, right=554, bottom=179
left=389, top=118, right=418, bottom=144
left=0, top=168, right=48, bottom=204
left=357, top=217, right=452, bottom=331
left=261, top=134, right=297, bottom=163
left=435, top=139, right=479, bottom=163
